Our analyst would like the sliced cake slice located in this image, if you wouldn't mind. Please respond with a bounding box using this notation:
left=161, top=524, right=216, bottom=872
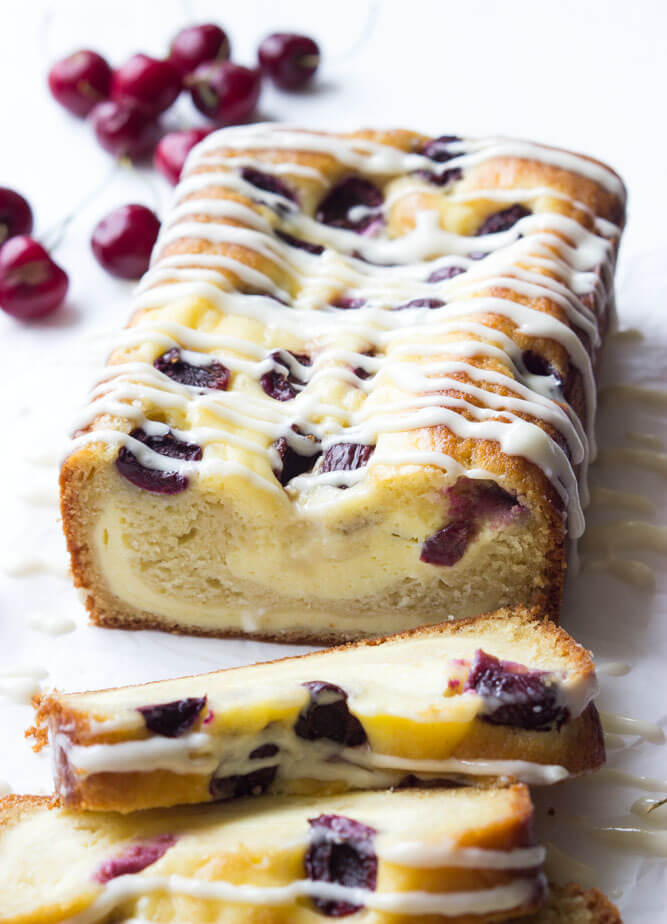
left=30, top=607, right=604, bottom=813
left=0, top=786, right=549, bottom=924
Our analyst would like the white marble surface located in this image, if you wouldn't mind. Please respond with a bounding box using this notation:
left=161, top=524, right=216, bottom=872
left=1, top=0, right=666, bottom=918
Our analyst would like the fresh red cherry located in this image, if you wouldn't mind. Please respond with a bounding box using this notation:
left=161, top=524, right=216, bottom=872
left=154, top=128, right=211, bottom=184
left=48, top=49, right=112, bottom=117
left=258, top=33, right=319, bottom=89
left=0, top=188, right=33, bottom=245
left=187, top=61, right=261, bottom=124
left=112, top=54, right=182, bottom=117
left=91, top=204, right=160, bottom=279
left=0, top=236, right=68, bottom=321
left=169, top=23, right=230, bottom=75
left=91, top=100, right=158, bottom=160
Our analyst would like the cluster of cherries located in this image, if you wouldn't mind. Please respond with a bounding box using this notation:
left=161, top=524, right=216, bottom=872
left=0, top=24, right=320, bottom=322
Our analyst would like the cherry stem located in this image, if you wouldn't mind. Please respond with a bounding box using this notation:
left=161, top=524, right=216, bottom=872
left=40, top=162, right=120, bottom=253
left=326, top=0, right=380, bottom=63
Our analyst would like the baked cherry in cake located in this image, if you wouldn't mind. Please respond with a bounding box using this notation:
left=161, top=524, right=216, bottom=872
left=154, top=348, right=230, bottom=390
left=305, top=815, right=377, bottom=916
left=295, top=681, right=367, bottom=746
left=316, top=177, right=384, bottom=233
left=115, top=428, right=202, bottom=494
left=138, top=696, right=207, bottom=737
left=94, top=834, right=176, bottom=883
left=242, top=167, right=297, bottom=203
left=465, top=650, right=569, bottom=731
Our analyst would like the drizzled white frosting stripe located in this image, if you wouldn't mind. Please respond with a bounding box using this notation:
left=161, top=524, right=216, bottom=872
left=64, top=872, right=543, bottom=923
left=68, top=126, right=620, bottom=539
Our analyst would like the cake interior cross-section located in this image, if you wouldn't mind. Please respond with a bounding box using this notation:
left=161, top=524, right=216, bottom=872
left=60, top=126, right=626, bottom=642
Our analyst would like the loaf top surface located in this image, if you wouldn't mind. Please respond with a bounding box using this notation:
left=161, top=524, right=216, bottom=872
left=67, top=126, right=625, bottom=541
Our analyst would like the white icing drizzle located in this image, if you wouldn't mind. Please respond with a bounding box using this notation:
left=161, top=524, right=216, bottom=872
left=594, top=661, right=631, bottom=677
left=544, top=843, right=598, bottom=890
left=63, top=872, right=542, bottom=923
left=0, top=666, right=48, bottom=704
left=584, top=556, right=656, bottom=590
left=625, top=431, right=665, bottom=451
left=631, top=797, right=667, bottom=821
left=3, top=555, right=69, bottom=579
left=341, top=749, right=569, bottom=784
left=378, top=839, right=545, bottom=869
left=65, top=126, right=621, bottom=540
left=28, top=612, right=76, bottom=636
left=588, top=769, right=667, bottom=792
left=599, top=712, right=665, bottom=745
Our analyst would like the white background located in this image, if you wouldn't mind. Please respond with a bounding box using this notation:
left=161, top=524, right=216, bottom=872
left=1, top=1, right=666, bottom=919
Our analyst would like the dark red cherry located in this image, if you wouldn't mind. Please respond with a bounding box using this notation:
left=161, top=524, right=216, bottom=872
left=0, top=188, right=33, bottom=245
left=116, top=428, right=202, bottom=494
left=0, top=236, right=68, bottom=321
left=112, top=54, right=182, bottom=117
left=477, top=204, right=531, bottom=235
left=330, top=295, right=365, bottom=310
left=420, top=478, right=523, bottom=566
left=138, top=696, right=207, bottom=737
left=241, top=167, right=297, bottom=203
left=522, top=349, right=560, bottom=383
left=210, top=746, right=279, bottom=802
left=295, top=682, right=367, bottom=747
left=48, top=49, right=112, bottom=117
left=394, top=297, right=444, bottom=310
left=305, top=815, right=377, bottom=917
left=154, top=348, right=230, bottom=390
left=91, top=204, right=160, bottom=279
left=316, top=178, right=384, bottom=233
left=169, top=23, right=231, bottom=75
left=464, top=650, right=570, bottom=731
left=427, top=264, right=466, bottom=283
left=275, top=229, right=324, bottom=255
left=273, top=430, right=321, bottom=485
left=320, top=443, right=374, bottom=473
left=154, top=129, right=210, bottom=185
left=260, top=350, right=311, bottom=401
left=187, top=61, right=261, bottom=124
left=94, top=834, right=176, bottom=883
left=420, top=135, right=460, bottom=162
left=91, top=99, right=159, bottom=160
left=420, top=521, right=475, bottom=566
left=258, top=33, right=320, bottom=90
left=418, top=166, right=462, bottom=187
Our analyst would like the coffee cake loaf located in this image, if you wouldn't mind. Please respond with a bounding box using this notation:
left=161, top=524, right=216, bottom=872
left=60, top=126, right=625, bottom=641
